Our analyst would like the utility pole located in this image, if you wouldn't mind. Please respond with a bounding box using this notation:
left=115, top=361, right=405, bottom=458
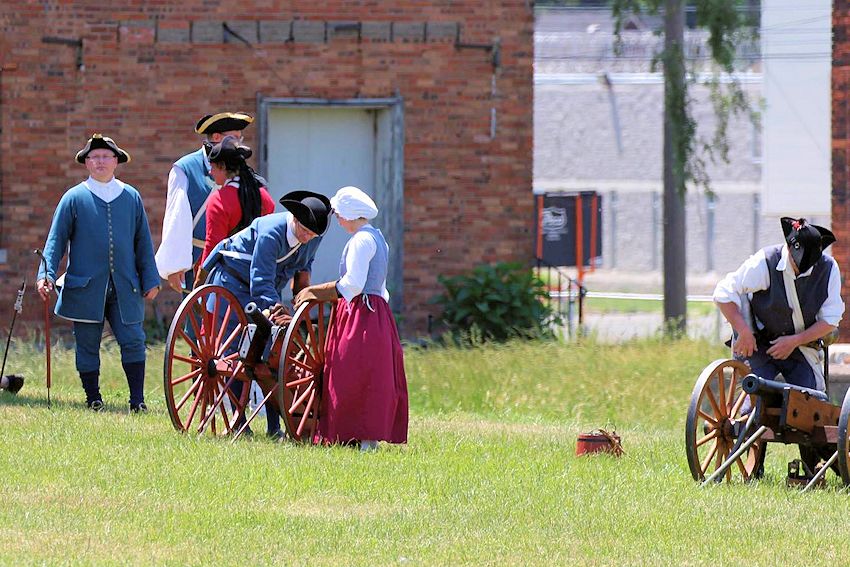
left=662, top=0, right=687, bottom=335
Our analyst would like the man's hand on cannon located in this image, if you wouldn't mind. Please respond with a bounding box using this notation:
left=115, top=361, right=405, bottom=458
left=265, top=303, right=292, bottom=327
left=36, top=279, right=54, bottom=301
left=293, top=281, right=340, bottom=308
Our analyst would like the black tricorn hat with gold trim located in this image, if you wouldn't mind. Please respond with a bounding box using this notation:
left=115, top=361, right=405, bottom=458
left=195, top=112, right=254, bottom=135
left=75, top=134, right=131, bottom=164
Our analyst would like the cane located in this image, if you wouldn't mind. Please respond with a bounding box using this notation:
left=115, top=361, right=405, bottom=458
left=0, top=279, right=26, bottom=380
left=33, top=249, right=52, bottom=409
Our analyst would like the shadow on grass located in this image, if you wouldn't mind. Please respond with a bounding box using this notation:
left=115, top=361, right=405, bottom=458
left=0, top=392, right=56, bottom=409
left=0, top=392, right=149, bottom=415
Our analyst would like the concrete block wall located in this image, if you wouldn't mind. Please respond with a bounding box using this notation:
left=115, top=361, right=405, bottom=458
left=600, top=190, right=828, bottom=277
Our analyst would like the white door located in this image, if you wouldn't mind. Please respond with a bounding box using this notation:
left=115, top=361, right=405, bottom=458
left=266, top=107, right=377, bottom=293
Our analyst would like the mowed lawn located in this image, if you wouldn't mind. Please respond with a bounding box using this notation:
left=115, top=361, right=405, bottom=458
left=1, top=337, right=848, bottom=566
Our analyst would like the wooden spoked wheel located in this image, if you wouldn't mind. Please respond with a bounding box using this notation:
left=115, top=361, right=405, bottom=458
left=163, top=284, right=250, bottom=435
left=685, top=359, right=763, bottom=482
left=277, top=299, right=334, bottom=442
left=837, top=388, right=850, bottom=485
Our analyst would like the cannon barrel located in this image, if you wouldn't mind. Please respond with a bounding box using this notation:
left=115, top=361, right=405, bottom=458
left=243, top=302, right=272, bottom=364
left=741, top=374, right=829, bottom=402
left=244, top=302, right=272, bottom=335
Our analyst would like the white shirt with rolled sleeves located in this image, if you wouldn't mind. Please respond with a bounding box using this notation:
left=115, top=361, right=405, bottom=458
left=335, top=227, right=390, bottom=303
left=713, top=245, right=844, bottom=331
left=154, top=147, right=211, bottom=279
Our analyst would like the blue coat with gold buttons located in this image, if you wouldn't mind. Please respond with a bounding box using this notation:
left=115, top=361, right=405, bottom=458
left=37, top=181, right=160, bottom=324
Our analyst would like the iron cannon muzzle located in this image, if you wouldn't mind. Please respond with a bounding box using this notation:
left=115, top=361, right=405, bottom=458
left=741, top=374, right=828, bottom=402
left=243, top=302, right=273, bottom=365
left=244, top=302, right=272, bottom=336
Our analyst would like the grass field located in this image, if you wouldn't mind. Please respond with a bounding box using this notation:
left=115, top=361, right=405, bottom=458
left=1, top=337, right=848, bottom=565
left=583, top=296, right=716, bottom=317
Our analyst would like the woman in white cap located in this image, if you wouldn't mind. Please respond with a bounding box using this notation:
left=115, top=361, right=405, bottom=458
left=295, top=186, right=409, bottom=451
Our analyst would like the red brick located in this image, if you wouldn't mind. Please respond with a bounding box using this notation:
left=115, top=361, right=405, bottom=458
left=0, top=1, right=533, bottom=337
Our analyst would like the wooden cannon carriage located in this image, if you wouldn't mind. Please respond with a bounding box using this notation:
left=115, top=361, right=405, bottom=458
left=685, top=359, right=850, bottom=489
left=161, top=284, right=333, bottom=442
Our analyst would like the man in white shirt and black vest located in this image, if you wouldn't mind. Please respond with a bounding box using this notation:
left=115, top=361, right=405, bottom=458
left=713, top=217, right=844, bottom=393
left=155, top=111, right=254, bottom=294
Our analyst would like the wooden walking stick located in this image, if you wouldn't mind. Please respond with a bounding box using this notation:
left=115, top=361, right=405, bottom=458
left=33, top=249, right=52, bottom=409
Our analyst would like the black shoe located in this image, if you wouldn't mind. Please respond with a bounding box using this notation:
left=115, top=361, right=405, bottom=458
left=88, top=400, right=105, bottom=412
left=5, top=374, right=24, bottom=395
left=267, top=429, right=285, bottom=441
left=130, top=402, right=148, bottom=414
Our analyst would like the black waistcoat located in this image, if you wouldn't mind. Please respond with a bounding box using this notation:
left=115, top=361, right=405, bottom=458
left=749, top=244, right=831, bottom=345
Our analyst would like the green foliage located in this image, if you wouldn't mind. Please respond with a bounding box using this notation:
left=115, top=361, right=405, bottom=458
left=612, top=0, right=761, bottom=194
left=432, top=262, right=560, bottom=343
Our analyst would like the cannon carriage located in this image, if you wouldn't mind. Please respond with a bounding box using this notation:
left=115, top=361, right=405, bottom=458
left=162, top=284, right=333, bottom=442
left=685, top=358, right=850, bottom=489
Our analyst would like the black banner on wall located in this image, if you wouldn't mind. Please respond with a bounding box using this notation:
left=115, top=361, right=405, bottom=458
left=535, top=191, right=602, bottom=267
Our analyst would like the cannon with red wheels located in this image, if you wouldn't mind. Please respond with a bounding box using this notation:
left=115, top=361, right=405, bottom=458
left=685, top=358, right=850, bottom=489
left=162, top=284, right=333, bottom=442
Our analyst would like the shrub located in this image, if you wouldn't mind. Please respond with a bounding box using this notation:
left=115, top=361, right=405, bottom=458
left=432, top=262, right=560, bottom=343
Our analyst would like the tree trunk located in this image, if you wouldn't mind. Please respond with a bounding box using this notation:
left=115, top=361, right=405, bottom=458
left=663, top=0, right=687, bottom=335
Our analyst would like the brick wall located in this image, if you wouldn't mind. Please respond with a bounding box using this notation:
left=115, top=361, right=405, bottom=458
left=0, top=1, right=534, bottom=337
left=835, top=1, right=850, bottom=339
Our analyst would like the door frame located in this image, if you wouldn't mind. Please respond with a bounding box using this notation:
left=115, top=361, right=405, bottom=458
left=256, top=95, right=405, bottom=313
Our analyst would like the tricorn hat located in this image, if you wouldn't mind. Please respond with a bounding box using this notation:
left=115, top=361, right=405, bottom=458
left=208, top=135, right=252, bottom=165
left=195, top=112, right=254, bottom=135
left=279, top=190, right=332, bottom=236
left=75, top=134, right=131, bottom=164
left=781, top=217, right=836, bottom=273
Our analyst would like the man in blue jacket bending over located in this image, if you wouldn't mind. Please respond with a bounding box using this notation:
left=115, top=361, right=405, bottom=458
left=36, top=134, right=160, bottom=413
left=200, top=190, right=330, bottom=437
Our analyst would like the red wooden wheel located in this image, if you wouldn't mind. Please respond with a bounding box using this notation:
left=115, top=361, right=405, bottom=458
left=163, top=284, right=250, bottom=435
left=277, top=299, right=334, bottom=442
left=837, top=388, right=850, bottom=486
left=685, top=359, right=764, bottom=482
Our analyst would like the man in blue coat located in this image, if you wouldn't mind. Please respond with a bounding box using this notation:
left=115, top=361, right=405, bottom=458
left=200, top=190, right=331, bottom=437
left=155, top=112, right=254, bottom=294
left=36, top=134, right=161, bottom=412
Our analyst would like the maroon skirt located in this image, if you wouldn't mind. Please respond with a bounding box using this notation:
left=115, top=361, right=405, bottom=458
left=317, top=295, right=409, bottom=444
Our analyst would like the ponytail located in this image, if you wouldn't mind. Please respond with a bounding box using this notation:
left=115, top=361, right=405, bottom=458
left=234, top=162, right=263, bottom=233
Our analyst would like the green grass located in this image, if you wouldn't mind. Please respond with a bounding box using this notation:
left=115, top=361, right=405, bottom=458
left=1, top=338, right=849, bottom=565
left=583, top=296, right=716, bottom=316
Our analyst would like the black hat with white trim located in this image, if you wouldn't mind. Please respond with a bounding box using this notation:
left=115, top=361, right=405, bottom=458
left=75, top=134, right=131, bottom=164
left=781, top=217, right=836, bottom=273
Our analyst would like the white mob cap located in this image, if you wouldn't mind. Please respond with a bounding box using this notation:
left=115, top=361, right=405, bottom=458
left=331, top=185, right=378, bottom=221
